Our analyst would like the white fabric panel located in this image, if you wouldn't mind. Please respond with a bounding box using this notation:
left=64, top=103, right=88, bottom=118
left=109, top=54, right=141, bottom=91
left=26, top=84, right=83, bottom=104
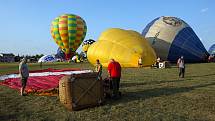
left=145, top=16, right=189, bottom=59
left=0, top=70, right=93, bottom=80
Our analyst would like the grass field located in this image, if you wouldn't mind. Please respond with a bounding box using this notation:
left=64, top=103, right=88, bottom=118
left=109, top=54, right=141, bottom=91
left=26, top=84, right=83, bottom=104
left=0, top=62, right=215, bottom=121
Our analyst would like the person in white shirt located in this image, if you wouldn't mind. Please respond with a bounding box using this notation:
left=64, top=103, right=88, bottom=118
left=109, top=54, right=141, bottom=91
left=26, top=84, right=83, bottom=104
left=177, top=56, right=185, bottom=78
left=138, top=57, right=143, bottom=67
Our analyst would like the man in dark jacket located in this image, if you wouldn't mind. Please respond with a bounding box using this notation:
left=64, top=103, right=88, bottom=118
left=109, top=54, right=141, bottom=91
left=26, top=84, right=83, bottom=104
left=108, top=59, right=121, bottom=98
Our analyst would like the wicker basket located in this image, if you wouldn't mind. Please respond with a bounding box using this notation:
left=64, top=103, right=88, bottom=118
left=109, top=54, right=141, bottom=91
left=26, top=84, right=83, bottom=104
left=59, top=72, right=104, bottom=111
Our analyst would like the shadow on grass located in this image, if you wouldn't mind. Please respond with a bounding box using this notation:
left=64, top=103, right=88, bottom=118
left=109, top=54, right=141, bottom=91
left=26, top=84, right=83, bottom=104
left=121, top=79, right=185, bottom=88
left=186, top=73, right=215, bottom=78
left=108, top=82, right=215, bottom=105
left=0, top=114, right=18, bottom=120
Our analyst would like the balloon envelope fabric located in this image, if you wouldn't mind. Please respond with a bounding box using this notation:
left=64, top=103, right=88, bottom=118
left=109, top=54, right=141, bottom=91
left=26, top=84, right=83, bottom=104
left=38, top=55, right=56, bottom=63
left=0, top=68, right=92, bottom=96
left=51, top=14, right=87, bottom=59
left=87, top=28, right=156, bottom=67
left=55, top=47, right=65, bottom=59
left=142, top=16, right=209, bottom=62
left=208, top=44, right=215, bottom=55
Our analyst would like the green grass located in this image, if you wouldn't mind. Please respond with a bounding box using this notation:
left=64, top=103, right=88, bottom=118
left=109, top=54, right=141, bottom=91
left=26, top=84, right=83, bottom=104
left=0, top=62, right=215, bottom=121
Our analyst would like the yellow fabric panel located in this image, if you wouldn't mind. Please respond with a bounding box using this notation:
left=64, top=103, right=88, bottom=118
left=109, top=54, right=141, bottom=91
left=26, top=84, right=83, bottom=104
left=82, top=44, right=90, bottom=52
left=68, top=20, right=76, bottom=24
left=65, top=49, right=70, bottom=54
left=87, top=28, right=156, bottom=67
left=55, top=34, right=60, bottom=38
left=53, top=28, right=58, bottom=31
left=76, top=36, right=82, bottom=40
left=59, top=30, right=68, bottom=34
left=68, top=27, right=77, bottom=30
left=58, top=23, right=67, bottom=27
left=68, top=33, right=76, bottom=37
left=77, top=31, right=84, bottom=34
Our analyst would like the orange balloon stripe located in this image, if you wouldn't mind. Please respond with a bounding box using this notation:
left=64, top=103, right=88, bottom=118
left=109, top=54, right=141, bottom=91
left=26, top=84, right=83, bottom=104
left=56, top=41, right=59, bottom=45
left=76, top=16, right=81, bottom=19
left=52, top=35, right=56, bottom=39
left=59, top=27, right=68, bottom=30
left=77, top=21, right=83, bottom=25
left=64, top=43, right=69, bottom=48
left=61, top=15, right=68, bottom=18
left=59, top=21, right=67, bottom=24
left=77, top=27, right=83, bottom=31
left=76, top=33, right=83, bottom=37
left=59, top=16, right=68, bottom=46
left=63, top=41, right=69, bottom=46
left=60, top=33, right=68, bottom=37
left=75, top=39, right=81, bottom=44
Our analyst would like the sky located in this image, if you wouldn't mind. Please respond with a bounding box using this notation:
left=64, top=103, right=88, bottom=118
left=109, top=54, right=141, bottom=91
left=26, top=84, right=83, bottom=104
left=0, top=0, right=214, bottom=55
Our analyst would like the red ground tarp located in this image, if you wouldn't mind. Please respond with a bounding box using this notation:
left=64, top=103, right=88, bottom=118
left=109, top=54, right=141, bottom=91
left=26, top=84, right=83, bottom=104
left=0, top=68, right=83, bottom=96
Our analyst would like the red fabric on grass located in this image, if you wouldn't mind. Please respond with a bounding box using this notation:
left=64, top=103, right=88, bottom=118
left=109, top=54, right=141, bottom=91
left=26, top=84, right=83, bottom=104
left=0, top=68, right=80, bottom=95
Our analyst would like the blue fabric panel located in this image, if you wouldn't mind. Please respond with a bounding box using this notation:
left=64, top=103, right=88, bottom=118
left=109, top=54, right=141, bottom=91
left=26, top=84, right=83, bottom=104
left=142, top=17, right=159, bottom=37
left=168, top=27, right=208, bottom=62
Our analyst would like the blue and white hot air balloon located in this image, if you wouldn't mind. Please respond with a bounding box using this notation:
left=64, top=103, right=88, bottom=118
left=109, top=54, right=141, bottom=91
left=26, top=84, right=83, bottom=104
left=38, top=55, right=57, bottom=63
left=208, top=44, right=215, bottom=56
left=142, top=16, right=209, bottom=62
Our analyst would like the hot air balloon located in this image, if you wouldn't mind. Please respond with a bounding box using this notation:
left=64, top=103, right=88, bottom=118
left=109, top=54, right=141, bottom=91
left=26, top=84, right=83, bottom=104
left=82, top=39, right=95, bottom=53
left=208, top=44, right=215, bottom=55
left=38, top=55, right=57, bottom=63
left=87, top=28, right=156, bottom=67
left=142, top=16, right=209, bottom=62
left=51, top=14, right=87, bottom=60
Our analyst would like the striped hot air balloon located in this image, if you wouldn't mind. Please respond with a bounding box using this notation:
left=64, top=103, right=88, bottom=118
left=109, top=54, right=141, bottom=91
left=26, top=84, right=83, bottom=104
left=142, top=16, right=209, bottom=62
left=51, top=14, right=87, bottom=59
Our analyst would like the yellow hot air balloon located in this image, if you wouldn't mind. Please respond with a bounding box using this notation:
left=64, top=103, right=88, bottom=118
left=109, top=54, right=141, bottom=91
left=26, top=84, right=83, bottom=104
left=51, top=14, right=87, bottom=59
left=87, top=28, right=156, bottom=67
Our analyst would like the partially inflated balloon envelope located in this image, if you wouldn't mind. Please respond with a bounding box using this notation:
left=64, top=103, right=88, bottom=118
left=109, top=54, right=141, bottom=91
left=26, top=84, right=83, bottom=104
left=55, top=48, right=65, bottom=59
left=51, top=14, right=87, bottom=59
left=87, top=28, right=156, bottom=67
left=208, top=44, right=215, bottom=55
left=38, top=55, right=56, bottom=63
left=142, top=16, right=209, bottom=62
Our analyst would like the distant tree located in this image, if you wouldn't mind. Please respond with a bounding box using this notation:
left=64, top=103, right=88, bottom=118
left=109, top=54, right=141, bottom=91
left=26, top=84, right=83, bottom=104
left=14, top=54, right=21, bottom=62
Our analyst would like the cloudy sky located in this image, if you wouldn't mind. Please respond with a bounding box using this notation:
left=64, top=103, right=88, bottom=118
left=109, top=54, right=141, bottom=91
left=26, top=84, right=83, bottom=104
left=0, top=0, right=214, bottom=55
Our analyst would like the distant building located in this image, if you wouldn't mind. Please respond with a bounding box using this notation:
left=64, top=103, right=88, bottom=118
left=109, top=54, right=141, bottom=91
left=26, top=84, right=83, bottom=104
left=0, top=53, right=15, bottom=62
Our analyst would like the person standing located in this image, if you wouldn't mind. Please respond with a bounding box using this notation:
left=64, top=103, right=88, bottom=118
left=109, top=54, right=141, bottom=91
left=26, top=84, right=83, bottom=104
left=156, top=57, right=161, bottom=68
left=95, top=59, right=102, bottom=80
left=19, top=57, right=29, bottom=96
left=138, top=57, right=143, bottom=68
left=108, top=59, right=121, bottom=99
left=177, top=56, right=185, bottom=78
left=40, top=61, right=42, bottom=69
